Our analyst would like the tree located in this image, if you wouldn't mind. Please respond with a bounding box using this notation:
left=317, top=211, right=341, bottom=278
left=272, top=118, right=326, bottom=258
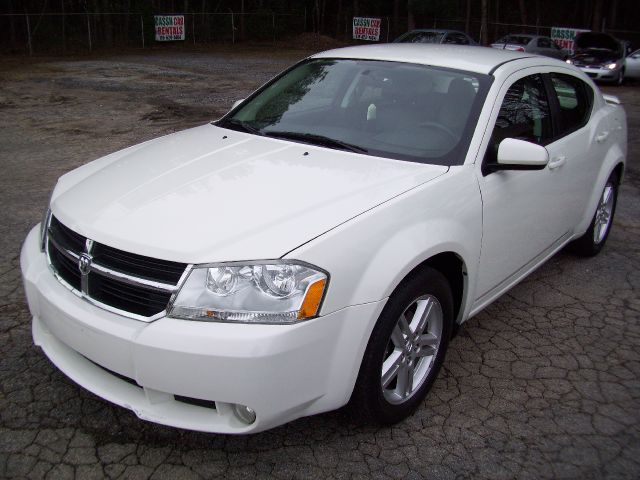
left=480, top=0, right=487, bottom=45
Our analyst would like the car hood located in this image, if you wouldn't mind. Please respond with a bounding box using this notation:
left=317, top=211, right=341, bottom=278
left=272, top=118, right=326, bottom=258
left=571, top=49, right=620, bottom=64
left=52, top=124, right=447, bottom=264
left=575, top=32, right=620, bottom=52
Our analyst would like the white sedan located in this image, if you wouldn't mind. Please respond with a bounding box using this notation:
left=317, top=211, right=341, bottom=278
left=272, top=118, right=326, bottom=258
left=21, top=44, right=627, bottom=434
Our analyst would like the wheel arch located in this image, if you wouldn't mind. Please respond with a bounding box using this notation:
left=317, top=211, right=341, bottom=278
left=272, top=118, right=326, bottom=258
left=398, top=251, right=467, bottom=325
left=574, top=151, right=626, bottom=237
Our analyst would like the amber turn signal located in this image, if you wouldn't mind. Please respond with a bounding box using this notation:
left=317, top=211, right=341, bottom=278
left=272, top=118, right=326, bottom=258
left=298, top=278, right=327, bottom=319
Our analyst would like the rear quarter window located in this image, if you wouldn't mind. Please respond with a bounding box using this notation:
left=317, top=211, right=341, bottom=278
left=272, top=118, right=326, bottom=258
left=550, top=73, right=594, bottom=137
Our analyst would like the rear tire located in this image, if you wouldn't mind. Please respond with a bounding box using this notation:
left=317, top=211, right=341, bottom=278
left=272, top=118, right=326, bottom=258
left=570, top=172, right=619, bottom=257
left=350, top=267, right=453, bottom=425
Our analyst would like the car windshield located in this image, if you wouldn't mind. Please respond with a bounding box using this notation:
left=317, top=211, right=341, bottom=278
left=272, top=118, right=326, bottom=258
left=398, top=31, right=444, bottom=43
left=218, top=59, right=491, bottom=166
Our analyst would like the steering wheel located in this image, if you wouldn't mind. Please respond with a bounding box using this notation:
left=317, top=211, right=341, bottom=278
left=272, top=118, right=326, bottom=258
left=418, top=121, right=458, bottom=142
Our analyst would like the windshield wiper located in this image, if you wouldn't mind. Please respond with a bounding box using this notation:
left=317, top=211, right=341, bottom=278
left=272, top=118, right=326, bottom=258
left=265, top=131, right=368, bottom=154
left=219, top=119, right=263, bottom=136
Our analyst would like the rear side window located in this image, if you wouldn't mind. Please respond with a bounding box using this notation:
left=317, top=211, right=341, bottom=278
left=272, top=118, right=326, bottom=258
left=537, top=37, right=552, bottom=48
left=549, top=73, right=593, bottom=137
left=445, top=33, right=470, bottom=45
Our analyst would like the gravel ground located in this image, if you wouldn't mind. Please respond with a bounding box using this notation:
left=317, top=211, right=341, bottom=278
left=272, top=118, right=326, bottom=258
left=1, top=47, right=639, bottom=479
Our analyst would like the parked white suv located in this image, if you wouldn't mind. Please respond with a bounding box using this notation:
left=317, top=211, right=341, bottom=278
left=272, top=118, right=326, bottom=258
left=21, top=44, right=627, bottom=434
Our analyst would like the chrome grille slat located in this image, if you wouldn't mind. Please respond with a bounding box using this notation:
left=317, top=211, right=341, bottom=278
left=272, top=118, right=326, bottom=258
left=89, top=262, right=176, bottom=292
left=45, top=215, right=188, bottom=319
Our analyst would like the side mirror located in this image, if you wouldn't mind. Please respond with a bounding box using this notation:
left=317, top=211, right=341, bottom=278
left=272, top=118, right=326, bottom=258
left=497, top=138, right=549, bottom=167
left=484, top=138, right=549, bottom=174
left=232, top=99, right=245, bottom=110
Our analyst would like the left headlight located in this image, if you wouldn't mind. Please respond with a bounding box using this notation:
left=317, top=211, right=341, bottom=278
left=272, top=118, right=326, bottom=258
left=607, top=62, right=618, bottom=70
left=168, top=261, right=328, bottom=324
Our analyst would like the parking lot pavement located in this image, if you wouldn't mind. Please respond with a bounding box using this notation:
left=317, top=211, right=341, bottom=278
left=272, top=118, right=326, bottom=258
left=1, top=50, right=639, bottom=479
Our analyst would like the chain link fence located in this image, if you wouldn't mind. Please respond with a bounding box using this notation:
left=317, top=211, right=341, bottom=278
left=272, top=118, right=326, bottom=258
left=0, top=12, right=311, bottom=55
left=1, top=12, right=638, bottom=56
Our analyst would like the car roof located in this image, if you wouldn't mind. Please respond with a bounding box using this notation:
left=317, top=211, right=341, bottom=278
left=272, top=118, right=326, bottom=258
left=312, top=44, right=535, bottom=75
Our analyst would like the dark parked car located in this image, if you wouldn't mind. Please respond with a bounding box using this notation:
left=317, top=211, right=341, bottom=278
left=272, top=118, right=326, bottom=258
left=393, top=29, right=477, bottom=46
left=567, top=32, right=626, bottom=85
left=491, top=34, right=567, bottom=60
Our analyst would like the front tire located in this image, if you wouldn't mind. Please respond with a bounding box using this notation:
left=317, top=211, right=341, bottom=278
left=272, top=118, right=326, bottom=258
left=350, top=267, right=453, bottom=425
left=570, top=172, right=619, bottom=256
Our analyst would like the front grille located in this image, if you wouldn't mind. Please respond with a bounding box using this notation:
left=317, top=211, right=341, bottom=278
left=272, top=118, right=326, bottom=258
left=46, top=216, right=188, bottom=319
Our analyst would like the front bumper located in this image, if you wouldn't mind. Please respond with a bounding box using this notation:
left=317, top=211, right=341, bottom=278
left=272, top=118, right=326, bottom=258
left=21, top=226, right=386, bottom=433
left=577, top=66, right=622, bottom=82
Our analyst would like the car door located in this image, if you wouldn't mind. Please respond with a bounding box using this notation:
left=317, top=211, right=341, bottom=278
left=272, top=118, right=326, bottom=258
left=627, top=50, right=640, bottom=79
left=544, top=71, right=608, bottom=229
left=474, top=71, right=575, bottom=301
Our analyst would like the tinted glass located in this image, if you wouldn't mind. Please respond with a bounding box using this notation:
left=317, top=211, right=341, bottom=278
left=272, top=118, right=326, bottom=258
left=221, top=59, right=491, bottom=166
left=400, top=31, right=445, bottom=43
left=504, top=35, right=533, bottom=46
left=487, top=74, right=551, bottom=162
left=550, top=73, right=593, bottom=136
left=537, top=37, right=552, bottom=48
left=445, top=33, right=469, bottom=45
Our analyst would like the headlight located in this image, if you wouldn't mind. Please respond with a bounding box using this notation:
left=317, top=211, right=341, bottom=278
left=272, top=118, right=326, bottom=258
left=565, top=59, right=573, bottom=64
left=168, top=261, right=328, bottom=324
left=39, top=208, right=51, bottom=252
left=607, top=63, right=618, bottom=70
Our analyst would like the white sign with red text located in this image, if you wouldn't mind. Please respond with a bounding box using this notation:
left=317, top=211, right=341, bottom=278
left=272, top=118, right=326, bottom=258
left=353, top=17, right=381, bottom=41
left=551, top=27, right=590, bottom=54
left=155, top=15, right=185, bottom=41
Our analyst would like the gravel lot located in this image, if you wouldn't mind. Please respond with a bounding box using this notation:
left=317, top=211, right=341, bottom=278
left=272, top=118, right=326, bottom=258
left=1, top=47, right=639, bottom=479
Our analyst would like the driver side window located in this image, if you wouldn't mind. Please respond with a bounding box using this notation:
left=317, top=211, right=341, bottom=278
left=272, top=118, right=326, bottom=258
left=486, top=74, right=552, bottom=164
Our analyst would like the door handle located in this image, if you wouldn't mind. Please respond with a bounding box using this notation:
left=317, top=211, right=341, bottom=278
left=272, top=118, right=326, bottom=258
left=548, top=156, right=566, bottom=170
left=595, top=131, right=609, bottom=143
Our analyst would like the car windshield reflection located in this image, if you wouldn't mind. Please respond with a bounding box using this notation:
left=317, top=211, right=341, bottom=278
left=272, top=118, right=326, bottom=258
left=219, top=59, right=491, bottom=166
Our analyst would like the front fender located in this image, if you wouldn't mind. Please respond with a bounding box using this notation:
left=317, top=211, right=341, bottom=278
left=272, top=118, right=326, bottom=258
left=287, top=166, right=482, bottom=318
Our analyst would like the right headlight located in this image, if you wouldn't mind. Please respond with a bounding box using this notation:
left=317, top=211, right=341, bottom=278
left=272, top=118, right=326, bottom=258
left=168, top=261, right=328, bottom=324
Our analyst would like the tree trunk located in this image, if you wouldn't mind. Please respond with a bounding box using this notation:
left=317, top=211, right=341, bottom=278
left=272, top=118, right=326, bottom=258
left=592, top=0, right=604, bottom=31
left=494, top=0, right=499, bottom=41
left=407, top=0, right=415, bottom=31
left=480, top=0, right=488, bottom=45
left=8, top=0, right=16, bottom=49
left=608, top=0, right=618, bottom=30
left=393, top=0, right=400, bottom=38
left=465, top=0, right=471, bottom=39
left=518, top=0, right=527, bottom=25
left=336, top=0, right=342, bottom=39
left=239, top=0, right=245, bottom=41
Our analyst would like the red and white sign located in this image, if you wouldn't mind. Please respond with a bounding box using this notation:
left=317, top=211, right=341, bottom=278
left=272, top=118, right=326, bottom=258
left=155, top=15, right=185, bottom=41
left=353, top=17, right=381, bottom=42
left=551, top=27, right=590, bottom=54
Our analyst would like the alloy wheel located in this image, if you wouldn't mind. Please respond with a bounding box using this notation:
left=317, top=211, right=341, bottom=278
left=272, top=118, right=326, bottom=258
left=381, top=294, right=443, bottom=404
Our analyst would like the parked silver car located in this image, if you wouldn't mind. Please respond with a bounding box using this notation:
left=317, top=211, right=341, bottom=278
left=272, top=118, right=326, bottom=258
left=567, top=32, right=626, bottom=85
left=491, top=34, right=567, bottom=60
left=394, top=29, right=477, bottom=46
